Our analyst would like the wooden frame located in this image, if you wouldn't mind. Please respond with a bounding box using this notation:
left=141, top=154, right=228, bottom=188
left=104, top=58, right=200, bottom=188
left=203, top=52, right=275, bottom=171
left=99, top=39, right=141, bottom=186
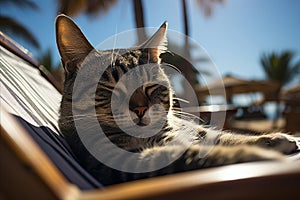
left=1, top=32, right=300, bottom=200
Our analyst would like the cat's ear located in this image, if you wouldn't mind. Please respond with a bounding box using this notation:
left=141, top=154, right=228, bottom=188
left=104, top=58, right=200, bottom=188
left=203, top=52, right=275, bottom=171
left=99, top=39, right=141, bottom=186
left=139, top=22, right=168, bottom=63
left=56, top=14, right=94, bottom=72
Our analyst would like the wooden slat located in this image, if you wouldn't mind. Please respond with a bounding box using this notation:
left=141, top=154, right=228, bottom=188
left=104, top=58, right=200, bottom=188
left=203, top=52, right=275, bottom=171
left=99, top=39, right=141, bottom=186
left=0, top=135, right=62, bottom=200
left=0, top=31, right=39, bottom=67
left=0, top=108, right=79, bottom=200
left=80, top=161, right=300, bottom=200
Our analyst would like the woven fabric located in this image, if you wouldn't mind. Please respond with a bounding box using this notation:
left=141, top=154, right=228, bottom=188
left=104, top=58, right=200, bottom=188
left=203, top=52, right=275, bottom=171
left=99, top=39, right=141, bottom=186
left=0, top=46, right=102, bottom=189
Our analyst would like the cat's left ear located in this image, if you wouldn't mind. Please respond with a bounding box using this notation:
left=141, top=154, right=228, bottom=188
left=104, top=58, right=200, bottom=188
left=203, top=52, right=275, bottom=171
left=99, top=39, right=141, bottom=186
left=56, top=14, right=94, bottom=73
left=139, top=22, right=168, bottom=63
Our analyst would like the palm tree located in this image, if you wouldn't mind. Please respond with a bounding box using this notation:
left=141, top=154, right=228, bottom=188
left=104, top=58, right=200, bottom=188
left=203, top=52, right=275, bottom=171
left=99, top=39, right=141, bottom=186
left=261, top=51, right=300, bottom=87
left=180, top=0, right=198, bottom=99
left=260, top=51, right=300, bottom=125
left=178, top=0, right=223, bottom=103
left=132, top=0, right=147, bottom=43
left=0, top=0, right=40, bottom=49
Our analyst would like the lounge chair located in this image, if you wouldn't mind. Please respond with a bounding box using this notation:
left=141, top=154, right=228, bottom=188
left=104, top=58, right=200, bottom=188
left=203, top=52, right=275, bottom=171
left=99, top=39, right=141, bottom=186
left=1, top=32, right=300, bottom=200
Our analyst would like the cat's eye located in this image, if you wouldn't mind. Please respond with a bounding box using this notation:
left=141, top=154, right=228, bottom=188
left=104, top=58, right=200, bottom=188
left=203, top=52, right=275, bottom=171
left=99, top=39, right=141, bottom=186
left=144, top=84, right=160, bottom=98
left=144, top=84, right=169, bottom=103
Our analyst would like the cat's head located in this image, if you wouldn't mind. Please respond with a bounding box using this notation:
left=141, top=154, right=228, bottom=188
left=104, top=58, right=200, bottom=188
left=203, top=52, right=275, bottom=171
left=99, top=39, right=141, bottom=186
left=56, top=14, right=173, bottom=131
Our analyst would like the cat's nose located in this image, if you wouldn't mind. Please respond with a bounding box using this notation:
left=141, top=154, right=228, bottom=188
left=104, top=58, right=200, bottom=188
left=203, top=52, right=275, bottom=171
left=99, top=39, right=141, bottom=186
left=133, top=106, right=148, bottom=118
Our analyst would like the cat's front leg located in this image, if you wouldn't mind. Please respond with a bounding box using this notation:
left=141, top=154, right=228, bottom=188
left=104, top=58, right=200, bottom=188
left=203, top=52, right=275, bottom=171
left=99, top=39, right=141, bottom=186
left=183, top=144, right=283, bottom=168
left=138, top=144, right=283, bottom=176
left=218, top=132, right=298, bottom=154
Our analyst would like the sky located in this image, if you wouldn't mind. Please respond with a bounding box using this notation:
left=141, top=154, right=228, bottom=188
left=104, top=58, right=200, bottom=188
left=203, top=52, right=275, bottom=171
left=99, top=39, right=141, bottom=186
left=2, top=0, right=300, bottom=85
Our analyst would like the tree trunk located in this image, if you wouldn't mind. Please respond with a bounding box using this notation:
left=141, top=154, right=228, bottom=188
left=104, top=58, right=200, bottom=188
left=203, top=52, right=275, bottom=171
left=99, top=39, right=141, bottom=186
left=272, top=88, right=282, bottom=129
left=133, top=0, right=147, bottom=43
left=181, top=0, right=201, bottom=104
left=182, top=0, right=189, bottom=39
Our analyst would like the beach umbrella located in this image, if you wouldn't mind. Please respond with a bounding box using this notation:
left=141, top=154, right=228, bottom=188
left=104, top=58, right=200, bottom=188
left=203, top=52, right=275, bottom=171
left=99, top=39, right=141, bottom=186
left=281, top=84, right=300, bottom=102
left=197, top=75, right=280, bottom=103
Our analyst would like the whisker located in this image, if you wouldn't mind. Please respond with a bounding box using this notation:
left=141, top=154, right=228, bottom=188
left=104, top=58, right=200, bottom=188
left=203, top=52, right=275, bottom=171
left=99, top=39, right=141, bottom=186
left=173, top=97, right=189, bottom=104
left=161, top=63, right=181, bottom=74
left=172, top=110, right=204, bottom=122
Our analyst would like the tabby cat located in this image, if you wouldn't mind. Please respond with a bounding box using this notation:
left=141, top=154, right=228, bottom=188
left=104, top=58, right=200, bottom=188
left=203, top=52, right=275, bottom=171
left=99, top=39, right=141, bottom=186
left=56, top=14, right=298, bottom=186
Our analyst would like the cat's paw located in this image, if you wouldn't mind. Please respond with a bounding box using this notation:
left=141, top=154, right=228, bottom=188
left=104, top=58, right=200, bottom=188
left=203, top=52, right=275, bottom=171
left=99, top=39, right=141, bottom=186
left=255, top=133, right=298, bottom=154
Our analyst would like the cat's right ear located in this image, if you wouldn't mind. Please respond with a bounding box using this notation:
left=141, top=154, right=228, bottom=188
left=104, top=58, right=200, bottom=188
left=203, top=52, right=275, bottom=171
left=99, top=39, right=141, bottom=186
left=56, top=14, right=94, bottom=73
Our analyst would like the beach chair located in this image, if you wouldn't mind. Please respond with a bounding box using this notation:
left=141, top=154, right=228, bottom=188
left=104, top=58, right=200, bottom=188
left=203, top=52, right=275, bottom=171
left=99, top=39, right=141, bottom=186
left=1, top=32, right=300, bottom=200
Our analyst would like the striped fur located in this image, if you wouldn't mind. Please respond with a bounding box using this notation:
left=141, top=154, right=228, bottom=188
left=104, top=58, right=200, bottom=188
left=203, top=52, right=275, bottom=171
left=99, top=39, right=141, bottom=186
left=56, top=15, right=298, bottom=186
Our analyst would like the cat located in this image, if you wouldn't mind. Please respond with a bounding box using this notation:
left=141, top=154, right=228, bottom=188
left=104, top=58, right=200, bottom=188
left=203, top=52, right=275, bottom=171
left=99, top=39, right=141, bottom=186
left=56, top=14, right=298, bottom=186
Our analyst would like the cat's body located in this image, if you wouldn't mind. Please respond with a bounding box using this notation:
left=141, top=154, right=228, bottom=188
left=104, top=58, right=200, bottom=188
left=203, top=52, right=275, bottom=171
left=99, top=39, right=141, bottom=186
left=56, top=15, right=298, bottom=186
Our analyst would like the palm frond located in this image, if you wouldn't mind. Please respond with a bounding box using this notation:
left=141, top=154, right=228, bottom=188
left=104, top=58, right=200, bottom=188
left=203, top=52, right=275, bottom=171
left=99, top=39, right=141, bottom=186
left=57, top=0, right=87, bottom=16
left=86, top=0, right=117, bottom=16
left=0, top=15, right=40, bottom=49
left=38, top=48, right=61, bottom=71
left=57, top=0, right=117, bottom=17
left=260, top=51, right=300, bottom=87
left=0, top=0, right=39, bottom=10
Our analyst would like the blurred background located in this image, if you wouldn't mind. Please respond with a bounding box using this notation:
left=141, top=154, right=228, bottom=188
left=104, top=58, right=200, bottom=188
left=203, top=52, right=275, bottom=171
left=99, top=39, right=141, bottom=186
left=1, top=0, right=299, bottom=133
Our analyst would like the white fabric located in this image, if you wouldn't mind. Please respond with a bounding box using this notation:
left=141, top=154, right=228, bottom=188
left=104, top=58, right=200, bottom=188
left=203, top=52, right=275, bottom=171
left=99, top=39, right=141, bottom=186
left=0, top=46, right=61, bottom=134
